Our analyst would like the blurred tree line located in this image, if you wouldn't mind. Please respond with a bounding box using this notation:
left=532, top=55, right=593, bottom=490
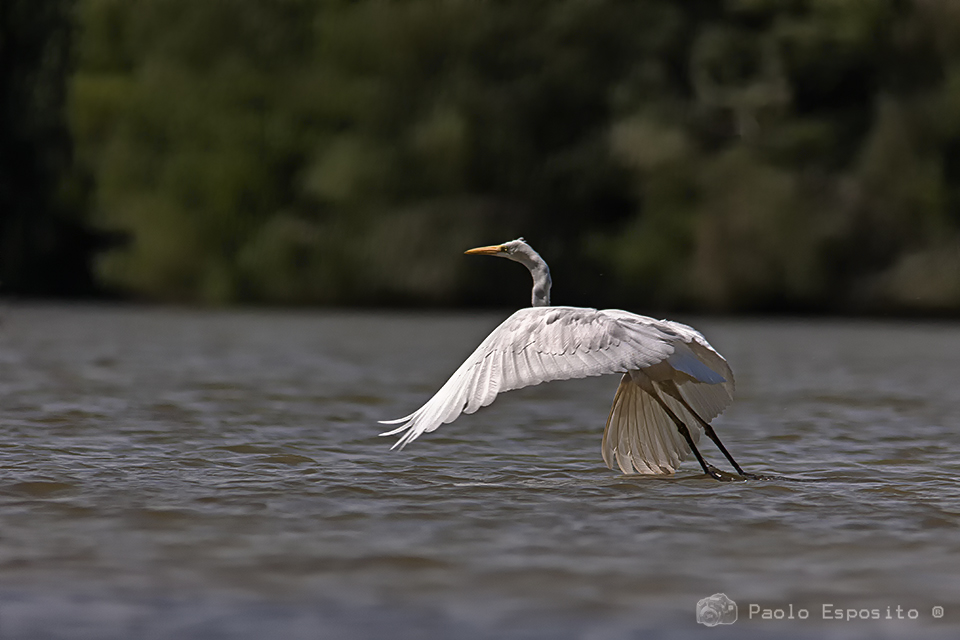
left=5, top=0, right=960, bottom=312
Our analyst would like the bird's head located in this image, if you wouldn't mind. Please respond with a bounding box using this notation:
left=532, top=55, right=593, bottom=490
left=465, top=237, right=551, bottom=306
left=464, top=238, right=534, bottom=263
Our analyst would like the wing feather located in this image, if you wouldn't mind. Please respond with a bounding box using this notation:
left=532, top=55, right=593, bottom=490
left=521, top=347, right=545, bottom=387
left=466, top=352, right=494, bottom=413
left=600, top=377, right=625, bottom=470
left=642, top=391, right=671, bottom=471
left=625, top=385, right=643, bottom=473
left=617, top=383, right=634, bottom=474
left=380, top=307, right=677, bottom=448
left=602, top=375, right=689, bottom=474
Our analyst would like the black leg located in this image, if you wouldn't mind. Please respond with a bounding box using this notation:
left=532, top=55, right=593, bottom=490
left=660, top=383, right=759, bottom=480
left=646, top=391, right=725, bottom=481
left=700, top=423, right=759, bottom=479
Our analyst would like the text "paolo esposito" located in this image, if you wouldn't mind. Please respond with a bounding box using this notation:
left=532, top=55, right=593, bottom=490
left=749, top=603, right=926, bottom=621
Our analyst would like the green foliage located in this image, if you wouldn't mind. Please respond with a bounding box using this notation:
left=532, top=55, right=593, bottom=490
left=61, top=0, right=960, bottom=312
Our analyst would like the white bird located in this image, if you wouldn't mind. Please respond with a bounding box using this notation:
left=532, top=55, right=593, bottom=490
left=380, top=238, right=756, bottom=480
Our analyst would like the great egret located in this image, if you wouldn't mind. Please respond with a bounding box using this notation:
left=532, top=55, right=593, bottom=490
left=380, top=238, right=755, bottom=480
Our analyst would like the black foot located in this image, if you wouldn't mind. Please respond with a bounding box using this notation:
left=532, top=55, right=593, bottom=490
left=703, top=465, right=783, bottom=482
left=705, top=465, right=741, bottom=482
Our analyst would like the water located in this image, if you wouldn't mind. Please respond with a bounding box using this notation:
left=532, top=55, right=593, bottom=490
left=0, top=304, right=958, bottom=639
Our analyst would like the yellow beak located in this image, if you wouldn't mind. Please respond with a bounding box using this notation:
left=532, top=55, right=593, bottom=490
left=464, top=244, right=504, bottom=256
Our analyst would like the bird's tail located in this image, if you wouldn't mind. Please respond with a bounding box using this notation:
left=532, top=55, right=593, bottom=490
left=601, top=374, right=701, bottom=474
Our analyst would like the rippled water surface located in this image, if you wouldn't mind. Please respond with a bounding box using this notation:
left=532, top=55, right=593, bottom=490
left=1, top=304, right=959, bottom=639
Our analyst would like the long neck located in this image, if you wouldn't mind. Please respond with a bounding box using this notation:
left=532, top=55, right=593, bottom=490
left=530, top=263, right=551, bottom=307
left=520, top=252, right=552, bottom=307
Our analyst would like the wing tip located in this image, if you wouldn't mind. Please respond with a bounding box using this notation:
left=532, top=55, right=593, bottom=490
left=378, top=424, right=409, bottom=437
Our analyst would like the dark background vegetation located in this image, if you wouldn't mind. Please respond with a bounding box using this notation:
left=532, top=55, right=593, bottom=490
left=4, top=0, right=960, bottom=313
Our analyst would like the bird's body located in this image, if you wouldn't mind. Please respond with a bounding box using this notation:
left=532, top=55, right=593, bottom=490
left=380, top=239, right=752, bottom=479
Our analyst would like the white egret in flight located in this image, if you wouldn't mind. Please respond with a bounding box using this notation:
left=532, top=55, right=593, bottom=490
left=380, top=238, right=756, bottom=480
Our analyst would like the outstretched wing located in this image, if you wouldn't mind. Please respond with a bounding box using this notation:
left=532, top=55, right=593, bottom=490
left=379, top=306, right=683, bottom=449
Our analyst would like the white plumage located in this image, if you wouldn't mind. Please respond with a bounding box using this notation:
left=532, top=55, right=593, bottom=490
left=380, top=238, right=747, bottom=479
